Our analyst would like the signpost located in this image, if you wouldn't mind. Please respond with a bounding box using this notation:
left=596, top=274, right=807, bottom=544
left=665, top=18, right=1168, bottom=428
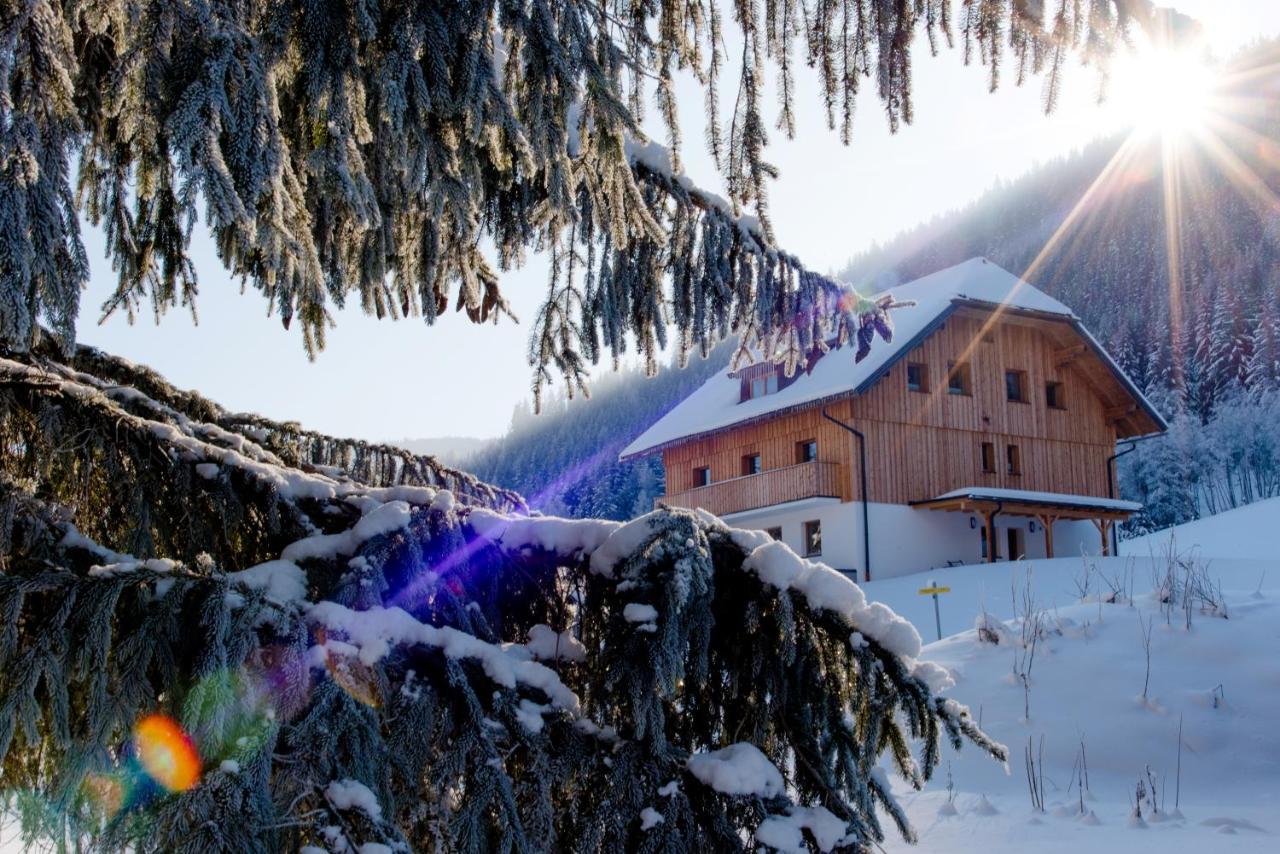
left=918, top=580, right=951, bottom=641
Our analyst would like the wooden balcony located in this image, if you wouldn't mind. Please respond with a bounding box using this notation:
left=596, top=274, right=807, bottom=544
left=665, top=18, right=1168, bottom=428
left=657, top=461, right=845, bottom=518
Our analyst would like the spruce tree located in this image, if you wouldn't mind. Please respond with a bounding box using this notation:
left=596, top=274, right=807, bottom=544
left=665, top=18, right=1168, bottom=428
left=0, top=0, right=1191, bottom=404
left=1, top=342, right=1004, bottom=852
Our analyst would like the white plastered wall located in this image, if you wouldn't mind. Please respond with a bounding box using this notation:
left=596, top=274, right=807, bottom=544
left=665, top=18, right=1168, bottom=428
left=721, top=501, right=1106, bottom=581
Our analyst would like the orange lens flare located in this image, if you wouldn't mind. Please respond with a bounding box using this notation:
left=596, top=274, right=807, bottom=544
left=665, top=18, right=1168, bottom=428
left=135, top=714, right=201, bottom=792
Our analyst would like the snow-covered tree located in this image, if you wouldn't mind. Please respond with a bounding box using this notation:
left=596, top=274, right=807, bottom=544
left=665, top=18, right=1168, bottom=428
left=0, top=343, right=1003, bottom=852
left=1, top=0, right=1191, bottom=405
left=1246, top=295, right=1280, bottom=392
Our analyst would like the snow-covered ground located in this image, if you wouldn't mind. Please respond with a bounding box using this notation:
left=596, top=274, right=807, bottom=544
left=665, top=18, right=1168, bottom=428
left=862, top=504, right=1280, bottom=853
left=1121, top=496, right=1280, bottom=563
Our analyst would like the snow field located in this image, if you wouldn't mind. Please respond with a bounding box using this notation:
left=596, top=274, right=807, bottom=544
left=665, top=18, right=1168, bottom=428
left=862, top=529, right=1280, bottom=853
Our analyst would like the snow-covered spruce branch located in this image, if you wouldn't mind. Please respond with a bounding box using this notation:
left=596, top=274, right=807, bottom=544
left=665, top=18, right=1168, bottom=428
left=2, top=1, right=1188, bottom=395
left=37, top=339, right=526, bottom=512
left=0, top=352, right=1007, bottom=851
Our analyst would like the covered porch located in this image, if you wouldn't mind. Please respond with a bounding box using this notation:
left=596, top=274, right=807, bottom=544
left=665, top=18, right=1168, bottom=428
left=910, top=487, right=1141, bottom=562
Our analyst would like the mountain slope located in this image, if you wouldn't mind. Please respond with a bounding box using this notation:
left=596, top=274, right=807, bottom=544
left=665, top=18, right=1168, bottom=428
left=468, top=342, right=734, bottom=519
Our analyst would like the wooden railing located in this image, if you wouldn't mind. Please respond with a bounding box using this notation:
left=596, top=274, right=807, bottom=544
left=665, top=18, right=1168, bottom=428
left=657, top=461, right=845, bottom=517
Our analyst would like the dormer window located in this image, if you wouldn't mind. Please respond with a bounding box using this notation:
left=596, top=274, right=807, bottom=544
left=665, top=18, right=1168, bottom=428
left=750, top=373, right=778, bottom=399
left=739, top=365, right=780, bottom=402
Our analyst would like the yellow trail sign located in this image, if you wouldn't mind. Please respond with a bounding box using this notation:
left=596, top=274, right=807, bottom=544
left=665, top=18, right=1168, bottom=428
left=919, top=582, right=950, bottom=641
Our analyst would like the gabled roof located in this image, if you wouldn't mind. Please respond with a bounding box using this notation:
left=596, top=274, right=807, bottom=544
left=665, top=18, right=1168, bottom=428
left=620, top=258, right=1166, bottom=460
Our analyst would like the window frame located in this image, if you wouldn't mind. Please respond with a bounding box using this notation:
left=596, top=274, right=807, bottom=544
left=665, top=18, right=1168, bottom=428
left=947, top=361, right=972, bottom=396
left=1006, top=444, right=1022, bottom=476
left=1005, top=369, right=1028, bottom=403
left=796, top=439, right=818, bottom=464
left=741, top=453, right=763, bottom=477
left=906, top=362, right=928, bottom=393
left=802, top=520, right=823, bottom=557
left=1045, top=381, right=1066, bottom=410
left=692, top=466, right=711, bottom=488
left=980, top=442, right=996, bottom=474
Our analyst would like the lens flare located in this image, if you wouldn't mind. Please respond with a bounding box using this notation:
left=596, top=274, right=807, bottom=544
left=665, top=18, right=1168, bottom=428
left=135, top=714, right=201, bottom=792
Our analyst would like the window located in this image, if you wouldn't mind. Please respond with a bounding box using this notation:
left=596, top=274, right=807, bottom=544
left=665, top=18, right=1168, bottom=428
left=1046, top=381, right=1066, bottom=409
left=1005, top=370, right=1027, bottom=403
left=803, top=520, right=822, bottom=556
left=693, top=466, right=711, bottom=487
left=742, top=453, right=762, bottom=476
left=980, top=442, right=996, bottom=473
left=749, top=372, right=779, bottom=400
left=980, top=525, right=989, bottom=560
left=796, top=439, right=817, bottom=463
left=765, top=527, right=783, bottom=541
left=906, top=362, right=928, bottom=393
left=947, top=361, right=972, bottom=396
left=1006, top=444, right=1022, bottom=476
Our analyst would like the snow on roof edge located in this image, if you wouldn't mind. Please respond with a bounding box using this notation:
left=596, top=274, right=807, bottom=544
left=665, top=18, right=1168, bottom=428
left=915, top=487, right=1142, bottom=513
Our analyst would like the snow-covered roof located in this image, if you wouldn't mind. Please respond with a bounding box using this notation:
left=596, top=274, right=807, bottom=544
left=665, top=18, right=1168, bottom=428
left=915, top=487, right=1142, bottom=513
left=622, top=258, right=1086, bottom=459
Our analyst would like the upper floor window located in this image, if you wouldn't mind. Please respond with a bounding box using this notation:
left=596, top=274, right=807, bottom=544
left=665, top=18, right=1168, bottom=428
left=1005, top=370, right=1027, bottom=403
left=947, top=361, right=972, bottom=396
left=906, top=363, right=928, bottom=393
left=693, top=466, right=711, bottom=487
left=803, top=520, right=823, bottom=556
left=1006, top=444, right=1022, bottom=476
left=765, top=527, right=783, bottom=541
left=742, top=453, right=762, bottom=476
left=980, top=442, right=996, bottom=473
left=1046, top=381, right=1066, bottom=410
left=741, top=370, right=779, bottom=401
left=796, top=439, right=817, bottom=464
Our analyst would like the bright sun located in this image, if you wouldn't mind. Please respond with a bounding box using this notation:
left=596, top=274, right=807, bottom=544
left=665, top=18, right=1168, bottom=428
left=1108, top=47, right=1218, bottom=138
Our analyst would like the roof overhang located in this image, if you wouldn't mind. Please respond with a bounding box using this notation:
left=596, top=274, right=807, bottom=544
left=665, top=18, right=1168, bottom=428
left=910, top=487, right=1141, bottom=521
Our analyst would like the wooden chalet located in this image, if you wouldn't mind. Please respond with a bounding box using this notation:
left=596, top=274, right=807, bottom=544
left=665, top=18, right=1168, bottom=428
left=620, top=258, right=1166, bottom=580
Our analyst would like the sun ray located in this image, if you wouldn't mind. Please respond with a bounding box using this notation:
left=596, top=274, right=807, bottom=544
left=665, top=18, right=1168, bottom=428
left=894, top=133, right=1156, bottom=428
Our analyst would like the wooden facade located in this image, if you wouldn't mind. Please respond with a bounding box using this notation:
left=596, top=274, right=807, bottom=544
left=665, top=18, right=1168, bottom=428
left=658, top=309, right=1150, bottom=519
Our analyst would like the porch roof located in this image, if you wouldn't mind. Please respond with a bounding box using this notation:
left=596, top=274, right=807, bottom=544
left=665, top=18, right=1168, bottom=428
left=910, top=487, right=1141, bottom=520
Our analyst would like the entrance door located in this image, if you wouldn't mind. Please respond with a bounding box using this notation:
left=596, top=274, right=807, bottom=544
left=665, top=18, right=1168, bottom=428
left=1006, top=527, right=1023, bottom=561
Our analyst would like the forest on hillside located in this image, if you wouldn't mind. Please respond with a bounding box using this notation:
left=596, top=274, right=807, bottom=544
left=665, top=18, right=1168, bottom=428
left=475, top=40, right=1280, bottom=532
left=469, top=342, right=734, bottom=520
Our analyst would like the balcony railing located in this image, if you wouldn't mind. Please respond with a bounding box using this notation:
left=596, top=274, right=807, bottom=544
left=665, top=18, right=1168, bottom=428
left=657, top=461, right=845, bottom=518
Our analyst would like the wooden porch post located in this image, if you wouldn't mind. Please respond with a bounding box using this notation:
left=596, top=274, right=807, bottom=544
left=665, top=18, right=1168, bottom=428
left=985, top=511, right=997, bottom=563
left=1037, top=514, right=1056, bottom=559
left=1091, top=518, right=1112, bottom=556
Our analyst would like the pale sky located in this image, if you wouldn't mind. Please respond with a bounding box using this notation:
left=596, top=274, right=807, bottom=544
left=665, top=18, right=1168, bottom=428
left=74, top=1, right=1280, bottom=442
